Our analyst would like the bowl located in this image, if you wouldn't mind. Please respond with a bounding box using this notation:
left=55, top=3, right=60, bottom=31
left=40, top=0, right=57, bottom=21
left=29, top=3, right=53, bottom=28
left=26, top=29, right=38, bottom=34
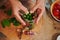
left=52, top=33, right=60, bottom=40
left=51, top=0, right=60, bottom=22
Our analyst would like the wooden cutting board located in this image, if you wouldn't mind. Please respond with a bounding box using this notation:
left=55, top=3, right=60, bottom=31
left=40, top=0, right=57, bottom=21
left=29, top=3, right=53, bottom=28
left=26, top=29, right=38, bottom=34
left=0, top=9, right=60, bottom=40
left=0, top=0, right=60, bottom=40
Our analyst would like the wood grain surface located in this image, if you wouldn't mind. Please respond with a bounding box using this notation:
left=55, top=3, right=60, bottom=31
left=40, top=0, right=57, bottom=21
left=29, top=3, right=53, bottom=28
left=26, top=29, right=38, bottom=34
left=0, top=10, right=60, bottom=40
left=0, top=0, right=60, bottom=40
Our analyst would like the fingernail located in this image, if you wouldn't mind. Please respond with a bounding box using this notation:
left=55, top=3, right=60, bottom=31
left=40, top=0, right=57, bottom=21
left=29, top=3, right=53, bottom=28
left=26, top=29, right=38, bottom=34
left=23, top=22, right=26, bottom=26
left=26, top=11, right=29, bottom=14
left=34, top=19, right=38, bottom=24
left=35, top=20, right=38, bottom=24
left=30, top=11, right=33, bottom=13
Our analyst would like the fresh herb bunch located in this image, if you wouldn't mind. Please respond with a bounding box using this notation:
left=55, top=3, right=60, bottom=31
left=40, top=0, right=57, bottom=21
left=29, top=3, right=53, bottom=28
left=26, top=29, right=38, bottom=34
left=1, top=18, right=21, bottom=28
left=1, top=11, right=34, bottom=30
left=23, top=13, right=33, bottom=21
left=9, top=18, right=20, bottom=26
left=22, top=12, right=34, bottom=30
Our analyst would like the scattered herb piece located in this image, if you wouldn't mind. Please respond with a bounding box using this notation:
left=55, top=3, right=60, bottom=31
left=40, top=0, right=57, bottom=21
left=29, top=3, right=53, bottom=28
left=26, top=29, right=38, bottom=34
left=1, top=17, right=21, bottom=28
left=1, top=19, right=10, bottom=28
left=9, top=18, right=15, bottom=23
left=4, top=9, right=12, bottom=16
left=13, top=20, right=20, bottom=26
left=9, top=18, right=20, bottom=26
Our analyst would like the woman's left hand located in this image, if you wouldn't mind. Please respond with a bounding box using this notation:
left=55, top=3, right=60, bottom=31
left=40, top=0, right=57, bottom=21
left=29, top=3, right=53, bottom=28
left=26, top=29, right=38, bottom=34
left=30, top=0, right=45, bottom=24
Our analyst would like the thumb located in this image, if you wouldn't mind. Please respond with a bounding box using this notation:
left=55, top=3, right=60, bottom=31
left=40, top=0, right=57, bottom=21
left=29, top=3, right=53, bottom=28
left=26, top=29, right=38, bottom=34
left=35, top=7, right=45, bottom=24
left=30, top=4, right=40, bottom=13
left=21, top=6, right=29, bottom=14
left=19, top=3, right=29, bottom=14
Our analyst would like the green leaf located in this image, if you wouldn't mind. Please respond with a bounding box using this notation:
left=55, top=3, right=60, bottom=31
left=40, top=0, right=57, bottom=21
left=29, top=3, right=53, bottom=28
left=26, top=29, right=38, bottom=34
left=1, top=19, right=10, bottom=28
left=13, top=20, right=20, bottom=26
left=4, top=9, right=12, bottom=16
left=9, top=18, right=16, bottom=23
left=26, top=13, right=33, bottom=20
left=9, top=17, right=20, bottom=26
left=13, top=22, right=20, bottom=26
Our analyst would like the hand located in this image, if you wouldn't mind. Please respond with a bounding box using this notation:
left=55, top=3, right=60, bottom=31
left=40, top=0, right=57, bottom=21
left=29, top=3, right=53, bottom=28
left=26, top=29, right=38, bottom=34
left=30, top=0, right=45, bottom=24
left=9, top=0, right=29, bottom=26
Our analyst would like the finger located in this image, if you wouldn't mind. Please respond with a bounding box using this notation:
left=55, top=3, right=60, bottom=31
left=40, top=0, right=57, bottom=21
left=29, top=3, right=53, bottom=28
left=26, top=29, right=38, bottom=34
left=34, top=0, right=45, bottom=24
left=21, top=7, right=29, bottom=14
left=29, top=0, right=38, bottom=13
left=36, top=0, right=45, bottom=24
left=10, top=0, right=27, bottom=26
left=34, top=8, right=42, bottom=23
left=30, top=0, right=45, bottom=13
left=13, top=9, right=26, bottom=26
left=10, top=0, right=29, bottom=14
left=19, top=3, right=29, bottom=14
left=36, top=7, right=45, bottom=24
left=30, top=4, right=39, bottom=13
left=30, top=0, right=40, bottom=13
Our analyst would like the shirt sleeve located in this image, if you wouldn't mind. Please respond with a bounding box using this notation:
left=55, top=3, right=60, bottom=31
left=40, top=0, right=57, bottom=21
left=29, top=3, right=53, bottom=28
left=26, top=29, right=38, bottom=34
left=0, top=0, right=8, bottom=7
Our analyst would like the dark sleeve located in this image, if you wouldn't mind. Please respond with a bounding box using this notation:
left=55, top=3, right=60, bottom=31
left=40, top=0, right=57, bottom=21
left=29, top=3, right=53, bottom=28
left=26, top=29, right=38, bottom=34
left=0, top=0, right=8, bottom=7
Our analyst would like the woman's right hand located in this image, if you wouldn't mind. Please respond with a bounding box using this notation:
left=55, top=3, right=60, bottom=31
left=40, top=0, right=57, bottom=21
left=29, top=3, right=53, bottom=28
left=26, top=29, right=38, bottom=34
left=9, top=0, right=29, bottom=26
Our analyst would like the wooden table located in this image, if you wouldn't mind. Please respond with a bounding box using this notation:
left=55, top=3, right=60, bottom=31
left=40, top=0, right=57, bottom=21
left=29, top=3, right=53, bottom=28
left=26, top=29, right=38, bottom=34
left=0, top=9, right=60, bottom=40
